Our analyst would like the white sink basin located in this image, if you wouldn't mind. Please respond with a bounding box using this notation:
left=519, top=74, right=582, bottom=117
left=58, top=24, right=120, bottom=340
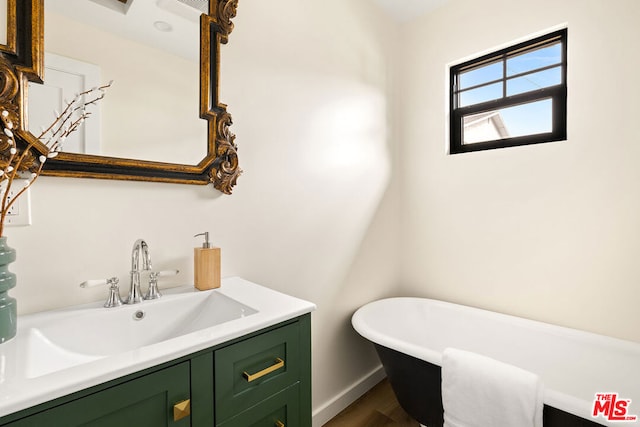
left=19, top=288, right=257, bottom=378
left=0, top=277, right=316, bottom=418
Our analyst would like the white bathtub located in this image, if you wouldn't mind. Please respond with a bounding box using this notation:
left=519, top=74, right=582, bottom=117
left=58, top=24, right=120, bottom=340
left=352, top=297, right=640, bottom=427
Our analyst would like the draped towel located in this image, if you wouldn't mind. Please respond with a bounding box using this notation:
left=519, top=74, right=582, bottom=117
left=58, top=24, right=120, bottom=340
left=441, top=348, right=543, bottom=427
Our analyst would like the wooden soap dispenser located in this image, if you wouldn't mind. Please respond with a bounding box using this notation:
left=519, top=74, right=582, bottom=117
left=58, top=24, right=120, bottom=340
left=194, top=232, right=221, bottom=290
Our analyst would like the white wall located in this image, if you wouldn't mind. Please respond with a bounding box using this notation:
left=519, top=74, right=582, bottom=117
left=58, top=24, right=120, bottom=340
left=8, top=0, right=399, bottom=421
left=400, top=0, right=640, bottom=343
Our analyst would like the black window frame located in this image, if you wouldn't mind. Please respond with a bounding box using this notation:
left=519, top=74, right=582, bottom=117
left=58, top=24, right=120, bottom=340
left=449, top=28, right=567, bottom=154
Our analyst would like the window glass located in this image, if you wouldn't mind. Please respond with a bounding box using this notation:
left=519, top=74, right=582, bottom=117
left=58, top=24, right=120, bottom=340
left=506, top=67, right=562, bottom=96
left=459, top=61, right=503, bottom=90
left=506, top=43, right=562, bottom=76
left=462, top=99, right=553, bottom=145
left=459, top=82, right=502, bottom=107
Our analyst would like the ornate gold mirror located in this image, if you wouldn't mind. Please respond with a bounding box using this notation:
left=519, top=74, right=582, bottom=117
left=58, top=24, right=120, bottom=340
left=0, top=0, right=240, bottom=194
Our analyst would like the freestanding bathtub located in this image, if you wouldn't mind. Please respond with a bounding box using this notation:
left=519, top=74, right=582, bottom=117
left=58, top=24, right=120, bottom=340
left=352, top=297, right=640, bottom=427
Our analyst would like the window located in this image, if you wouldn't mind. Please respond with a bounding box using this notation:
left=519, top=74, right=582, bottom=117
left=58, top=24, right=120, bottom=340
left=450, top=29, right=567, bottom=154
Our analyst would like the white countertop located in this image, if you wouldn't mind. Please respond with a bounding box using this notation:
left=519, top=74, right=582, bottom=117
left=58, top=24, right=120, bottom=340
left=0, top=277, right=316, bottom=418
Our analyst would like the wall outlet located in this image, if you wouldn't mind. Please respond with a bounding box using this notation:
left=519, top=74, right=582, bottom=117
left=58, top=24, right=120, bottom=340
left=2, top=180, right=32, bottom=226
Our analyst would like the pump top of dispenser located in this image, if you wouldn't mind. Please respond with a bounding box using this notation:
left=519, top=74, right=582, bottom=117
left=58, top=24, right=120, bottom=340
left=194, top=232, right=211, bottom=248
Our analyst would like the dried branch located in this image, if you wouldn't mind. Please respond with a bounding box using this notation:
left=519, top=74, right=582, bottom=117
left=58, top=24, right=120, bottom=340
left=0, top=82, right=111, bottom=236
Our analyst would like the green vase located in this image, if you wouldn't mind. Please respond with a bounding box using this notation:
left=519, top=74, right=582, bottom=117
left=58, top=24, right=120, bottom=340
left=0, top=236, right=16, bottom=343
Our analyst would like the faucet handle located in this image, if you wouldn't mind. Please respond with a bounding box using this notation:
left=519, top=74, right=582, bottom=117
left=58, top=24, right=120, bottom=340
left=80, top=278, right=110, bottom=288
left=80, top=277, right=123, bottom=308
left=144, top=270, right=179, bottom=300
left=151, top=269, right=179, bottom=278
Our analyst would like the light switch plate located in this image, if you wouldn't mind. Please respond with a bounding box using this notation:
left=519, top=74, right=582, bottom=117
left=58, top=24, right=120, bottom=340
left=3, top=179, right=32, bottom=226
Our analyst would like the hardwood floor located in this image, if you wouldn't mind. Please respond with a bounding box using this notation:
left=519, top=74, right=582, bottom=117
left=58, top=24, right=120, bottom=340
left=323, top=379, right=420, bottom=427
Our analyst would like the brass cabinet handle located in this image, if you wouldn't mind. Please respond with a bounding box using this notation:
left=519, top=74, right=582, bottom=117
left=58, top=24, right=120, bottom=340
left=275, top=421, right=285, bottom=427
left=242, top=357, right=285, bottom=382
left=173, top=399, right=191, bottom=422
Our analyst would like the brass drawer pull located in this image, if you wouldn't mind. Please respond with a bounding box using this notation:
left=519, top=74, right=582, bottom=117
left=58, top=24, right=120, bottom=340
left=275, top=421, right=285, bottom=427
left=243, top=357, right=285, bottom=382
left=173, top=399, right=191, bottom=421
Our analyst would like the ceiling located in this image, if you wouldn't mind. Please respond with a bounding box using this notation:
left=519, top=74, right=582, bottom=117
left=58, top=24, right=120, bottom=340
left=370, top=0, right=448, bottom=23
left=47, top=0, right=201, bottom=61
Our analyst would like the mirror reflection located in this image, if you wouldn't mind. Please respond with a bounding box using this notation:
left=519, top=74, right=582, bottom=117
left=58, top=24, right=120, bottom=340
left=29, top=0, right=207, bottom=164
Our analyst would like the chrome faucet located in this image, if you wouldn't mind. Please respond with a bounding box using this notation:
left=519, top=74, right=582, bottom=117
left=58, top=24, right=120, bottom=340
left=126, top=239, right=152, bottom=304
left=80, top=239, right=181, bottom=308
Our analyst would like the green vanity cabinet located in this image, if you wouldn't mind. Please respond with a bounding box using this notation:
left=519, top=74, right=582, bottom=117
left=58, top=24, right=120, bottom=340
left=4, top=362, right=191, bottom=427
left=0, top=314, right=311, bottom=427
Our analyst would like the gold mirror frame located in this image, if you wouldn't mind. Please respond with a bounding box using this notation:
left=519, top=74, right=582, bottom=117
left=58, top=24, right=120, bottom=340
left=0, top=0, right=241, bottom=194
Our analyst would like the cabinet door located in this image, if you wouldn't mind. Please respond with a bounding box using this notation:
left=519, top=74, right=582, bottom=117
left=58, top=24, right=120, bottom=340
left=6, top=362, right=191, bottom=427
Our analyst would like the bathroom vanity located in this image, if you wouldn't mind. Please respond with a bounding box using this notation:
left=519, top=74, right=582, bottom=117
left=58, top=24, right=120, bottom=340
left=0, top=278, right=315, bottom=427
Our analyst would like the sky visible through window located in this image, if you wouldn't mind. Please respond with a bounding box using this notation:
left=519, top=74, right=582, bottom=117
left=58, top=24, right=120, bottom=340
left=458, top=42, right=562, bottom=139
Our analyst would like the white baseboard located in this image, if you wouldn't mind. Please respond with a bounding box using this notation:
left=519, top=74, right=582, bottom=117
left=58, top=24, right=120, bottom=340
left=312, top=365, right=386, bottom=427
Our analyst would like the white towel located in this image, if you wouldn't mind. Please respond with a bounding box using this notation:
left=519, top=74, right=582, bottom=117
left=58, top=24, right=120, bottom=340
left=441, top=348, right=543, bottom=427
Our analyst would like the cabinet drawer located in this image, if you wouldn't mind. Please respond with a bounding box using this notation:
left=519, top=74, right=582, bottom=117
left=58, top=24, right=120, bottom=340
left=215, top=322, right=300, bottom=422
left=217, top=384, right=299, bottom=427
